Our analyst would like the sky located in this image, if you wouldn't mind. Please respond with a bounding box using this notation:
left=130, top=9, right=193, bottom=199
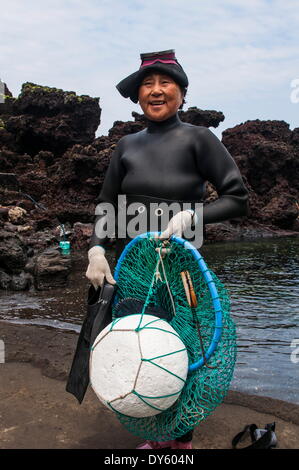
left=1, top=0, right=298, bottom=139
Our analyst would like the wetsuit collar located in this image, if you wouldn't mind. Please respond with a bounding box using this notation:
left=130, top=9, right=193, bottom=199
left=146, top=112, right=181, bottom=133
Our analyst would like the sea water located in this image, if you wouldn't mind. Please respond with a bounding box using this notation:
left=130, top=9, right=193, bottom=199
left=202, top=237, right=299, bottom=404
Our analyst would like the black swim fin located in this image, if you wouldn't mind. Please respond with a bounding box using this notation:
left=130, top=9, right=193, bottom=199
left=66, top=279, right=116, bottom=404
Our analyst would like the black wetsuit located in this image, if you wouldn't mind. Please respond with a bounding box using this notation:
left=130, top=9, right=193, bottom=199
left=89, top=112, right=248, bottom=443
left=90, top=112, right=248, bottom=253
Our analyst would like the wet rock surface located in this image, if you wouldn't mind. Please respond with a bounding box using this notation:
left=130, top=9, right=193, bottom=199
left=34, top=247, right=72, bottom=290
left=0, top=82, right=298, bottom=289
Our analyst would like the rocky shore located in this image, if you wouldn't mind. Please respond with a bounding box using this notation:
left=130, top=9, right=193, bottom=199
left=0, top=82, right=298, bottom=291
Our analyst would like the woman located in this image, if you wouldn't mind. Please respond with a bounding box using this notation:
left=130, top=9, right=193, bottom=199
left=86, top=50, right=248, bottom=449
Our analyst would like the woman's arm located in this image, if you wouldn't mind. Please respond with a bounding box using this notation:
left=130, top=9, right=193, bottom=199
left=89, top=140, right=126, bottom=249
left=196, top=127, right=248, bottom=224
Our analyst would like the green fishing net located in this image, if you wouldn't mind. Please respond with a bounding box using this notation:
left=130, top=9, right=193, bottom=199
left=112, top=234, right=237, bottom=441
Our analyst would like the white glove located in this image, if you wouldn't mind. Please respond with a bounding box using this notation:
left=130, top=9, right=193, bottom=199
left=85, top=245, right=116, bottom=288
left=159, top=210, right=198, bottom=239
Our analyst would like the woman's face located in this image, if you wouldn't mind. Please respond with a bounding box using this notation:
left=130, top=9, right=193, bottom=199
left=138, top=73, right=184, bottom=121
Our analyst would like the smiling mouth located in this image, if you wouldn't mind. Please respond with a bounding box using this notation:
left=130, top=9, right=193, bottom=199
left=150, top=101, right=166, bottom=106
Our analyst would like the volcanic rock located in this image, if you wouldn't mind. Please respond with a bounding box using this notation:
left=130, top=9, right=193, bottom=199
left=1, top=82, right=101, bottom=157
left=222, top=120, right=299, bottom=230
left=108, top=119, right=145, bottom=139
left=0, top=173, right=19, bottom=191
left=179, top=107, right=225, bottom=128
left=0, top=269, right=11, bottom=289
left=71, top=222, right=93, bottom=250
left=8, top=206, right=27, bottom=224
left=34, top=247, right=72, bottom=290
left=0, top=231, right=27, bottom=273
left=10, top=271, right=33, bottom=290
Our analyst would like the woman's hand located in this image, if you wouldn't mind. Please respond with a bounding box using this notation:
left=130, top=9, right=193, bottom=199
left=85, top=246, right=116, bottom=288
left=159, top=210, right=198, bottom=239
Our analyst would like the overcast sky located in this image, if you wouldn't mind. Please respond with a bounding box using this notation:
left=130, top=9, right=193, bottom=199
left=1, top=0, right=298, bottom=138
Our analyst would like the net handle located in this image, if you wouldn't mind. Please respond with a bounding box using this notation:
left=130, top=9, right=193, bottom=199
left=113, top=232, right=223, bottom=372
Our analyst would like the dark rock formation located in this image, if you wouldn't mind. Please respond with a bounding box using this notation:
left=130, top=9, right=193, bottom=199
left=1, top=82, right=101, bottom=157
left=0, top=82, right=298, bottom=289
left=0, top=229, right=34, bottom=289
left=0, top=230, right=28, bottom=272
left=222, top=120, right=299, bottom=231
left=70, top=222, right=93, bottom=250
left=34, top=247, right=71, bottom=290
left=108, top=119, right=145, bottom=139
left=179, top=106, right=225, bottom=128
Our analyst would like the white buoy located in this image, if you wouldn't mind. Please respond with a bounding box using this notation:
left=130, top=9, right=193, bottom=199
left=90, top=314, right=188, bottom=418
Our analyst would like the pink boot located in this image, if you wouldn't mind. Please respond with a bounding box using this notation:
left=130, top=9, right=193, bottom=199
left=136, top=440, right=173, bottom=449
left=136, top=439, right=193, bottom=450
left=171, top=440, right=193, bottom=449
